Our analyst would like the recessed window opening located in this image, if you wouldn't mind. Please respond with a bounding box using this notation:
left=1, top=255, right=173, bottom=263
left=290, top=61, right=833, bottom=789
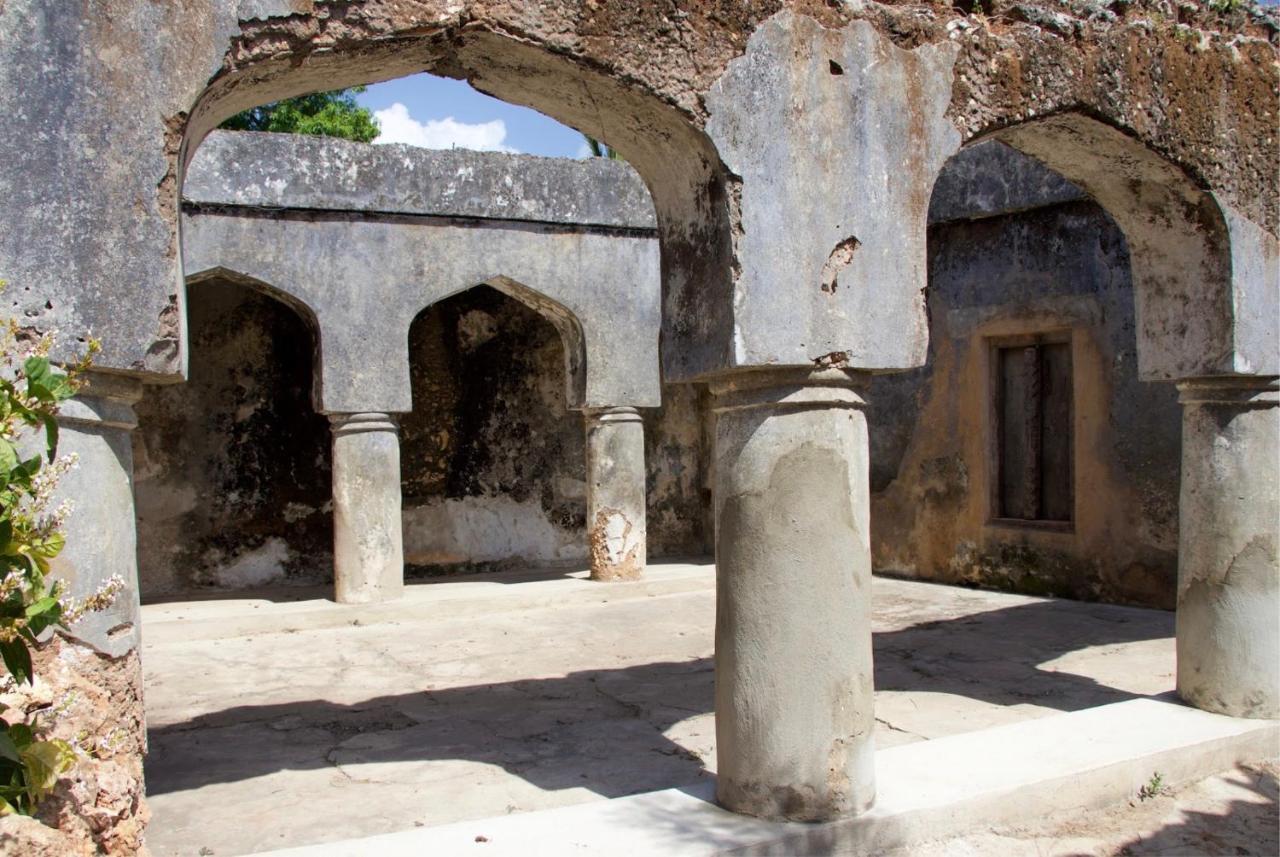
left=992, top=334, right=1073, bottom=525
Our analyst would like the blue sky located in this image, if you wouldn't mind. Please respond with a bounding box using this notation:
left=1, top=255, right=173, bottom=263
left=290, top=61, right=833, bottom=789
left=357, top=74, right=590, bottom=158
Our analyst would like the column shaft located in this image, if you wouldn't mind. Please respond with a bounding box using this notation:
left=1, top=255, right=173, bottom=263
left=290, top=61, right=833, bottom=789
left=1176, top=376, right=1279, bottom=719
left=54, top=371, right=145, bottom=655
left=330, top=412, right=404, bottom=604
left=711, top=368, right=875, bottom=821
left=34, top=370, right=149, bottom=856
left=585, top=406, right=646, bottom=581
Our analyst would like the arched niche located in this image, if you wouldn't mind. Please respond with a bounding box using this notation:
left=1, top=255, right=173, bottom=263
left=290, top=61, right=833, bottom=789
left=968, top=112, right=1276, bottom=381
left=411, top=277, right=588, bottom=410
left=184, top=266, right=325, bottom=410
left=180, top=22, right=735, bottom=386
left=134, top=268, right=331, bottom=597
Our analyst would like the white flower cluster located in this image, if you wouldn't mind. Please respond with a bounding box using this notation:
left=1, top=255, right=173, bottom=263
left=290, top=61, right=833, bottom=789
left=60, top=574, right=126, bottom=625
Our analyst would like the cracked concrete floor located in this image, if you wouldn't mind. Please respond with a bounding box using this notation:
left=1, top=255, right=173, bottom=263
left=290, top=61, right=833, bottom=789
left=140, top=561, right=1176, bottom=856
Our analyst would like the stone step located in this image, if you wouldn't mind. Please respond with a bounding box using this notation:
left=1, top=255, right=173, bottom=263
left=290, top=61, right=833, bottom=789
left=249, top=696, right=1278, bottom=857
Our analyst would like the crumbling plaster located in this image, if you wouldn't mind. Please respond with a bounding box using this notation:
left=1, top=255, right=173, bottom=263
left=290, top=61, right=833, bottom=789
left=182, top=131, right=661, bottom=414
left=869, top=140, right=1183, bottom=607
left=2, top=1, right=1273, bottom=386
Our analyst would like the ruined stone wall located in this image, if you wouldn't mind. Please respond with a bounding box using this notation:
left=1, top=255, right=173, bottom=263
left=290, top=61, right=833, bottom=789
left=133, top=282, right=709, bottom=597
left=134, top=279, right=334, bottom=595
left=869, top=196, right=1182, bottom=607
left=401, top=286, right=710, bottom=570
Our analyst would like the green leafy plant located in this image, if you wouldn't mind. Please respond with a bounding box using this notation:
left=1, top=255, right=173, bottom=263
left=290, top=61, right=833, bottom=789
left=583, top=134, right=624, bottom=160
left=0, top=286, right=118, bottom=815
left=221, top=87, right=380, bottom=143
left=1138, top=771, right=1166, bottom=801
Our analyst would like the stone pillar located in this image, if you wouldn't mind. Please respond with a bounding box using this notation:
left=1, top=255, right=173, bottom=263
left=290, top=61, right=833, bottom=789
left=54, top=372, right=145, bottom=655
left=330, top=412, right=404, bottom=604
left=38, top=371, right=149, bottom=852
left=1175, top=375, right=1279, bottom=719
left=711, top=368, right=875, bottom=821
left=584, top=406, right=647, bottom=581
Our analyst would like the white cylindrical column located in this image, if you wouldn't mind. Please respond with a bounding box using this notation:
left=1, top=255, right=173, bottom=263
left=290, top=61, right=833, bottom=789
left=1175, top=375, right=1279, bottom=719
left=584, top=406, right=647, bottom=581
left=711, top=368, right=875, bottom=821
left=330, top=412, right=404, bottom=604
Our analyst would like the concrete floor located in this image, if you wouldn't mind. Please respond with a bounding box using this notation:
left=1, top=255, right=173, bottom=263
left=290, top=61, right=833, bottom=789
left=140, top=561, right=1177, bottom=856
left=889, top=761, right=1278, bottom=856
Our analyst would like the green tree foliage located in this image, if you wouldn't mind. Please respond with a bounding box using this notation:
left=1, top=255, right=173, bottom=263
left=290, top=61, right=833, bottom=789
left=0, top=284, right=119, bottom=815
left=221, top=87, right=380, bottom=143
left=583, top=135, right=623, bottom=160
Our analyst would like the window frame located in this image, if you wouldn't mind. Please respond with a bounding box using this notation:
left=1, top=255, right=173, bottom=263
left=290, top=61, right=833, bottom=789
left=986, top=329, right=1076, bottom=533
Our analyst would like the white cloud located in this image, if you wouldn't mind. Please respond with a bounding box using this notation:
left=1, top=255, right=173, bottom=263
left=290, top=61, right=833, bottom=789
left=372, top=102, right=518, bottom=153
left=575, top=140, right=594, bottom=159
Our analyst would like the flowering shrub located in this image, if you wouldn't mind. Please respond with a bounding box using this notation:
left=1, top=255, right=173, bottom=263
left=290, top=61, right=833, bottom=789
left=0, top=287, right=118, bottom=815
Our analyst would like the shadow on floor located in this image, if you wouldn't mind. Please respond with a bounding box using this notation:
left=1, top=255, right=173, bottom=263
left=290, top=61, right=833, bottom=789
left=1112, top=764, right=1278, bottom=856
left=146, top=597, right=1174, bottom=798
left=874, top=597, right=1174, bottom=710
left=147, top=658, right=715, bottom=799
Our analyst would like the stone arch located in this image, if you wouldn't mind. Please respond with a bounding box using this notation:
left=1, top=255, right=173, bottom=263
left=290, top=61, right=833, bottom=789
left=183, top=265, right=325, bottom=409
left=178, top=12, right=736, bottom=385
left=411, top=276, right=589, bottom=410
left=961, top=111, right=1276, bottom=381
left=134, top=268, right=332, bottom=596
left=400, top=282, right=592, bottom=569
left=874, top=136, right=1184, bottom=606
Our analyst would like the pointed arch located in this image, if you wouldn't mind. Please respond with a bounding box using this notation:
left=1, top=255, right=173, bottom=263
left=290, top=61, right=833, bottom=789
left=184, top=266, right=324, bottom=409
left=179, top=18, right=735, bottom=387
left=957, top=111, right=1274, bottom=380
left=412, top=277, right=588, bottom=409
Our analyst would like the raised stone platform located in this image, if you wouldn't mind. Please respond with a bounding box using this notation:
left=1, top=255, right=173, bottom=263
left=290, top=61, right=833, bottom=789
left=253, top=698, right=1278, bottom=856
left=140, top=562, right=1273, bottom=856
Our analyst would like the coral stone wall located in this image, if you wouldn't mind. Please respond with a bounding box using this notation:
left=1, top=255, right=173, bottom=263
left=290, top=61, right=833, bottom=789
left=0, top=639, right=147, bottom=856
left=133, top=279, right=333, bottom=595
left=869, top=199, right=1182, bottom=607
left=132, top=281, right=710, bottom=597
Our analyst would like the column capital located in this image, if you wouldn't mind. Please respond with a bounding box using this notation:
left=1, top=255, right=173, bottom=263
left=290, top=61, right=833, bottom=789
left=58, top=371, right=144, bottom=431
left=708, top=367, right=869, bottom=415
left=329, top=411, right=398, bottom=436
left=1176, top=375, right=1278, bottom=407
left=583, top=405, right=642, bottom=425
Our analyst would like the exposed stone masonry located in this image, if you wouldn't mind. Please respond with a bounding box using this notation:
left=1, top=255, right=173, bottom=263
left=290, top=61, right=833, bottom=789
left=0, top=2, right=1275, bottom=851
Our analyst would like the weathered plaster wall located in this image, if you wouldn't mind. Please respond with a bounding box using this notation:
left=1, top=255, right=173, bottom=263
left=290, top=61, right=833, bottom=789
left=133, top=278, right=334, bottom=595
left=400, top=286, right=711, bottom=570
left=133, top=282, right=709, bottom=596
left=182, top=133, right=662, bottom=415
left=5, top=1, right=1274, bottom=385
left=869, top=188, right=1183, bottom=607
